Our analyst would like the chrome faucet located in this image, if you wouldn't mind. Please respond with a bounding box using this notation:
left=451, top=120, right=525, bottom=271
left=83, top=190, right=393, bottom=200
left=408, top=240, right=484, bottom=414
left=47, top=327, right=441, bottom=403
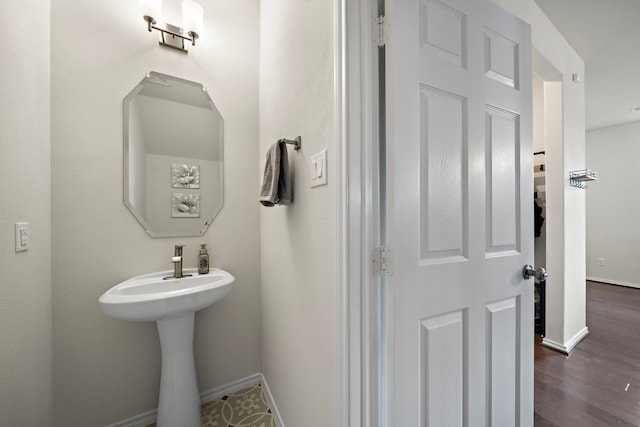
left=171, top=245, right=185, bottom=278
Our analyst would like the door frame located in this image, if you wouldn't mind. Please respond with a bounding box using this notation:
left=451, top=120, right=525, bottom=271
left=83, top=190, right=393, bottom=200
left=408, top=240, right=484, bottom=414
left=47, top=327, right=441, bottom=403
left=335, top=0, right=381, bottom=425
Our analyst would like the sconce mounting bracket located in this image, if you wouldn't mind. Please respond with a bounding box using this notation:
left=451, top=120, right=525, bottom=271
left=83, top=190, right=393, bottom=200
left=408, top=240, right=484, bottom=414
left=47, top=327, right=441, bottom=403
left=143, top=16, right=197, bottom=53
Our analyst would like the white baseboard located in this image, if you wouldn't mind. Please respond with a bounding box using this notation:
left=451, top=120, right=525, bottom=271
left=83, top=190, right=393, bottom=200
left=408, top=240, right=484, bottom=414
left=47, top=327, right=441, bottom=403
left=199, top=373, right=263, bottom=404
left=259, top=373, right=285, bottom=427
left=107, top=373, right=284, bottom=427
left=587, top=276, right=640, bottom=289
left=107, top=407, right=157, bottom=427
left=541, top=326, right=590, bottom=355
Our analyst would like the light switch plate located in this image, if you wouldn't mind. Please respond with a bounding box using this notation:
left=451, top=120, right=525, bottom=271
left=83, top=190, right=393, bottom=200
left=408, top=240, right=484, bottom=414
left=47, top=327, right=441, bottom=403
left=15, top=222, right=29, bottom=252
left=310, top=149, right=328, bottom=188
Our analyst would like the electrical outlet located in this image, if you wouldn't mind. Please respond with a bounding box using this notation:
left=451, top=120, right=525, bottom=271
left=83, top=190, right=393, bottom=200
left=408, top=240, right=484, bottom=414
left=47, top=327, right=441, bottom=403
left=15, top=222, right=29, bottom=252
left=596, top=257, right=605, bottom=266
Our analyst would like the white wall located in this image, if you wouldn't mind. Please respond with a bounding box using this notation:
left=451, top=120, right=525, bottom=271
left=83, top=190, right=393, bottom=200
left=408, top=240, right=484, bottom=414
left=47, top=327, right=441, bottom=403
left=51, top=0, right=261, bottom=424
left=259, top=0, right=336, bottom=425
left=492, top=0, right=588, bottom=351
left=586, top=121, right=640, bottom=287
left=542, top=81, right=570, bottom=343
left=532, top=75, right=546, bottom=271
left=0, top=2, right=53, bottom=425
left=532, top=75, right=545, bottom=154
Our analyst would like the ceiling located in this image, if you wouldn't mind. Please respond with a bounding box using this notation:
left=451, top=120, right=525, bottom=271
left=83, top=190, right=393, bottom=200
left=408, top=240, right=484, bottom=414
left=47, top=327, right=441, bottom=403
left=534, top=0, right=640, bottom=130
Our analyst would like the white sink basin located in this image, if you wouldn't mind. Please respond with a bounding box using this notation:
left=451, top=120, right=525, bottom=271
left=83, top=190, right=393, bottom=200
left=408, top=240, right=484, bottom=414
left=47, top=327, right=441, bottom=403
left=99, top=268, right=234, bottom=321
left=99, top=267, right=234, bottom=426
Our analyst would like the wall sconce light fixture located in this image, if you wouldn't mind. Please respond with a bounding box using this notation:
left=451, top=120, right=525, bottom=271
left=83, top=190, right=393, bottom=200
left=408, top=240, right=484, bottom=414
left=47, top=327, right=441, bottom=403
left=139, top=0, right=204, bottom=52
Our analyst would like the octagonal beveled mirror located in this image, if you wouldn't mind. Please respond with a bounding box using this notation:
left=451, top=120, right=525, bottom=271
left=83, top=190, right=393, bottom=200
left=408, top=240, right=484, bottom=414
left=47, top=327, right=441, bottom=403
left=124, top=72, right=224, bottom=237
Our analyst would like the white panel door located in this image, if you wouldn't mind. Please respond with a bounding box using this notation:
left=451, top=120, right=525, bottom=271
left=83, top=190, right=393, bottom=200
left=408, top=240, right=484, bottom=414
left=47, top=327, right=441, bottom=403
left=385, top=0, right=533, bottom=425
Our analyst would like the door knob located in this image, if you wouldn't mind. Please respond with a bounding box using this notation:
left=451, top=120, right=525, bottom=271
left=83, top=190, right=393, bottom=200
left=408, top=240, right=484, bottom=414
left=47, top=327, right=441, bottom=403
left=523, top=265, right=547, bottom=281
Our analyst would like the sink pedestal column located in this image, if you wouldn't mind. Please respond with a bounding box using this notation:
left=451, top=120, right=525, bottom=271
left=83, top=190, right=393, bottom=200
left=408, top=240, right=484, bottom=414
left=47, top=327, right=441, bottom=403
left=156, top=312, right=201, bottom=427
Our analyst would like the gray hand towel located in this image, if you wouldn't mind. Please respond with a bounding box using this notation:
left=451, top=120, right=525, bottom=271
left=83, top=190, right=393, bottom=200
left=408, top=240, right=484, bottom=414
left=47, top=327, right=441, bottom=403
left=260, top=141, right=292, bottom=206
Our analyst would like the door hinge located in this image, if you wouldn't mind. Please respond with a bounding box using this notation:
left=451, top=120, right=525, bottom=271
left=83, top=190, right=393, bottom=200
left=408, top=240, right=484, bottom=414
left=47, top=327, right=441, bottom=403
left=373, top=246, right=393, bottom=276
left=375, top=15, right=388, bottom=48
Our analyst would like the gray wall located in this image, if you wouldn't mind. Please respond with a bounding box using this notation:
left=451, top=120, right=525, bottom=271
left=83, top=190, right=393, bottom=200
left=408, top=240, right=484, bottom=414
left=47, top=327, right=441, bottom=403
left=586, top=121, right=640, bottom=287
left=259, top=0, right=336, bottom=425
left=0, top=2, right=53, bottom=425
left=51, top=0, right=261, bottom=424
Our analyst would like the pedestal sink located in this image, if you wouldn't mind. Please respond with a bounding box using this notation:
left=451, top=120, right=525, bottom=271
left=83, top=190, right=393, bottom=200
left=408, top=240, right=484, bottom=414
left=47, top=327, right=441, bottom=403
left=99, top=268, right=234, bottom=427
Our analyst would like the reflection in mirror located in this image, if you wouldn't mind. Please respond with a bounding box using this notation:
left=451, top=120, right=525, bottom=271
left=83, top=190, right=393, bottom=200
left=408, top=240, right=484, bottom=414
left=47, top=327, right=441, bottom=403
left=124, top=72, right=224, bottom=237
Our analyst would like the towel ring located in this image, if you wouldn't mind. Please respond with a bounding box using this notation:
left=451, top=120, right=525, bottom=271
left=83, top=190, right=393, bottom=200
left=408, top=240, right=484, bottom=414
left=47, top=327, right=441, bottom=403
left=279, top=136, right=302, bottom=150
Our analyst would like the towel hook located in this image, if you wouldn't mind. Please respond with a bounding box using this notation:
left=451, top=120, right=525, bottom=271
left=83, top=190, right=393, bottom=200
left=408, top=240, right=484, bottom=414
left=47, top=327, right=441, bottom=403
left=279, top=136, right=302, bottom=150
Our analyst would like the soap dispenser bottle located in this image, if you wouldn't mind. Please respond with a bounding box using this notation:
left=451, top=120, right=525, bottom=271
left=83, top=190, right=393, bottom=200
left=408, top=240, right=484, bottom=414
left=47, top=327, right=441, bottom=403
left=198, top=244, right=210, bottom=274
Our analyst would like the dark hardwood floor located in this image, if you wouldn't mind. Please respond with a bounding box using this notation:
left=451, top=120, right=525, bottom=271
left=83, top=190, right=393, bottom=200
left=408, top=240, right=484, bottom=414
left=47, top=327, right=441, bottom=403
left=534, top=281, right=640, bottom=426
